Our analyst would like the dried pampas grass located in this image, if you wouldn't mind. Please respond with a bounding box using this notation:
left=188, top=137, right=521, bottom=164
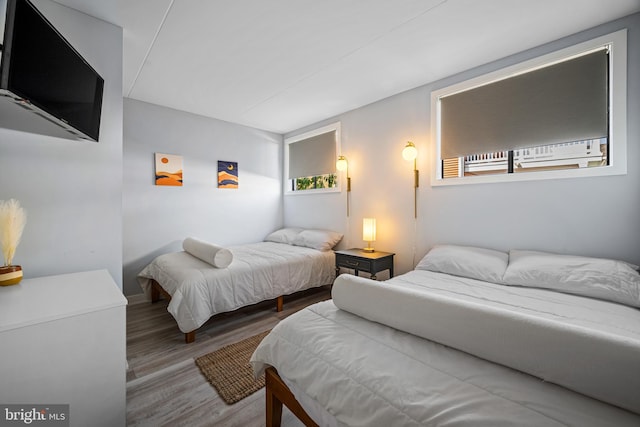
left=0, top=199, right=26, bottom=266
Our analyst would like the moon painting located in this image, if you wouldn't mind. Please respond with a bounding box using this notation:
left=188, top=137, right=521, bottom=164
left=218, top=161, right=238, bottom=189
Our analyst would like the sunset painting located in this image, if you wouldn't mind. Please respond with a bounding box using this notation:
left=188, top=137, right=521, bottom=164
left=218, top=161, right=238, bottom=189
left=155, top=153, right=183, bottom=186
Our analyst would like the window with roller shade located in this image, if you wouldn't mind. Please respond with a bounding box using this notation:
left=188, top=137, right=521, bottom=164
left=285, top=122, right=341, bottom=193
left=431, top=30, right=627, bottom=185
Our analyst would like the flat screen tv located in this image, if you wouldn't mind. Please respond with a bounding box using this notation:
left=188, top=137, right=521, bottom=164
left=0, top=0, right=104, bottom=141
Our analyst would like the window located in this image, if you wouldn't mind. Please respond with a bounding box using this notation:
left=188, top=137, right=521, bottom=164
left=446, top=138, right=607, bottom=178
left=285, top=122, right=341, bottom=194
left=292, top=174, right=337, bottom=191
left=431, top=30, right=627, bottom=185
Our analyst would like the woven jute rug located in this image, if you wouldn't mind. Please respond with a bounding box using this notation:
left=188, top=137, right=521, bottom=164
left=195, top=330, right=270, bottom=404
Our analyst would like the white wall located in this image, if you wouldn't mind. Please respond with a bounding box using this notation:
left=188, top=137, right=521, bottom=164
left=285, top=13, right=640, bottom=276
left=0, top=1, right=123, bottom=287
left=122, top=99, right=283, bottom=295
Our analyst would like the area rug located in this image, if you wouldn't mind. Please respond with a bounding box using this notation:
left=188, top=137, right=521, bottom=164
left=195, top=330, right=270, bottom=404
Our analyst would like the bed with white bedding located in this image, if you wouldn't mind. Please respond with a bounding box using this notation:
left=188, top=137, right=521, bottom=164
left=137, top=228, right=340, bottom=343
left=251, top=245, right=640, bottom=426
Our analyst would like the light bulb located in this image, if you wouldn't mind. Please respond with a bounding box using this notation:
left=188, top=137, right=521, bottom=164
left=402, top=141, right=417, bottom=161
left=336, top=155, right=348, bottom=171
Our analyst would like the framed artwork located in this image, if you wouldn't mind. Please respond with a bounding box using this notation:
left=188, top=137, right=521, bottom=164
left=155, top=153, right=183, bottom=186
left=218, top=161, right=238, bottom=189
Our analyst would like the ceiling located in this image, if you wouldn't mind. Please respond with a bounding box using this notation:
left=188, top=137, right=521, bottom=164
left=54, top=0, right=640, bottom=134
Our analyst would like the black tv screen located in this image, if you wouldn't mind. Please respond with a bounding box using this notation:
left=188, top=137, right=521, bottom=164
left=1, top=0, right=104, bottom=141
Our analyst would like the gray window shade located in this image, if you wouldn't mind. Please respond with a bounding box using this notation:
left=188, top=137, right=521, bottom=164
left=288, top=130, right=336, bottom=179
left=440, top=49, right=608, bottom=159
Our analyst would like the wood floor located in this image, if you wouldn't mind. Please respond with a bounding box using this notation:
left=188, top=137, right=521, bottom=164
left=126, top=286, right=332, bottom=427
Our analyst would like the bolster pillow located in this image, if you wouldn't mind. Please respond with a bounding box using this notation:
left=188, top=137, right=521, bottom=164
left=182, top=237, right=233, bottom=268
left=331, top=273, right=640, bottom=415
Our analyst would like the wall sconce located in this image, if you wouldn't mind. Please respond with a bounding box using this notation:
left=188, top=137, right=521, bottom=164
left=362, top=218, right=376, bottom=253
left=336, top=155, right=351, bottom=216
left=402, top=141, right=419, bottom=218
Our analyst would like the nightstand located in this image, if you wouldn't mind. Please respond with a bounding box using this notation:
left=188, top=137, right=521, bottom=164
left=335, top=248, right=395, bottom=280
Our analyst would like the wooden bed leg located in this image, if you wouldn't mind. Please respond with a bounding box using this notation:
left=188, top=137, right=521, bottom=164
left=266, top=368, right=283, bottom=427
left=150, top=279, right=161, bottom=303
left=265, top=367, right=318, bottom=427
left=276, top=295, right=284, bottom=312
left=150, top=279, right=173, bottom=303
left=185, top=331, right=196, bottom=344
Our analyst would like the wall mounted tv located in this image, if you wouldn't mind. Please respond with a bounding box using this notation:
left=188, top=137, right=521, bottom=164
left=0, top=0, right=104, bottom=141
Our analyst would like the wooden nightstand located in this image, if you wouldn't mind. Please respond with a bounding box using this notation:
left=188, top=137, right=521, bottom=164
left=335, top=248, right=395, bottom=280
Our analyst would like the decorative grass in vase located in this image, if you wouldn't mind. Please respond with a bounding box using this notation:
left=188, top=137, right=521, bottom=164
left=0, top=199, right=26, bottom=286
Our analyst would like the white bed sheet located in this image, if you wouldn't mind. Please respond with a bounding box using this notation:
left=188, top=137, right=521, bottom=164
left=252, top=300, right=640, bottom=427
left=137, top=242, right=335, bottom=332
left=252, top=268, right=640, bottom=427
left=333, top=271, right=640, bottom=414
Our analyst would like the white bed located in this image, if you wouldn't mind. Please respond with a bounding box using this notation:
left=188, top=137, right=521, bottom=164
left=251, top=245, right=640, bottom=426
left=137, top=228, right=340, bottom=342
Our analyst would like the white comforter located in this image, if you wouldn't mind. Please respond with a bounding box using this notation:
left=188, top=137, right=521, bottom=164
left=251, top=271, right=640, bottom=426
left=137, top=242, right=335, bottom=332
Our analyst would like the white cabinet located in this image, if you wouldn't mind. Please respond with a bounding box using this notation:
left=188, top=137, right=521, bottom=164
left=0, top=270, right=127, bottom=427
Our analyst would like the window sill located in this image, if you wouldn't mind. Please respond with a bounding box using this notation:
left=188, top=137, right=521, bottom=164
left=285, top=187, right=341, bottom=196
left=431, top=163, right=626, bottom=187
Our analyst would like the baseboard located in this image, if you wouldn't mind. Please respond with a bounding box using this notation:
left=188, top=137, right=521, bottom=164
left=126, top=293, right=147, bottom=305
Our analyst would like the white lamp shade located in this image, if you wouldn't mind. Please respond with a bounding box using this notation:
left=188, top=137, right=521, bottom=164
left=402, top=141, right=418, bottom=161
left=336, top=155, right=348, bottom=171
left=362, top=218, right=376, bottom=242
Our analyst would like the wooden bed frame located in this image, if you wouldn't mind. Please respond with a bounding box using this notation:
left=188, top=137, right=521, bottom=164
left=265, top=367, right=318, bottom=427
left=149, top=278, right=284, bottom=343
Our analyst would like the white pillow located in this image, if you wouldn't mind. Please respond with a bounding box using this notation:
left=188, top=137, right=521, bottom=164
left=415, top=244, right=508, bottom=284
left=503, top=250, right=640, bottom=308
left=182, top=237, right=233, bottom=268
left=264, top=227, right=303, bottom=245
left=292, top=229, right=343, bottom=251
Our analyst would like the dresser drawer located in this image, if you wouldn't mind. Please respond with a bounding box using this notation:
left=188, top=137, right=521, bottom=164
left=336, top=254, right=371, bottom=271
